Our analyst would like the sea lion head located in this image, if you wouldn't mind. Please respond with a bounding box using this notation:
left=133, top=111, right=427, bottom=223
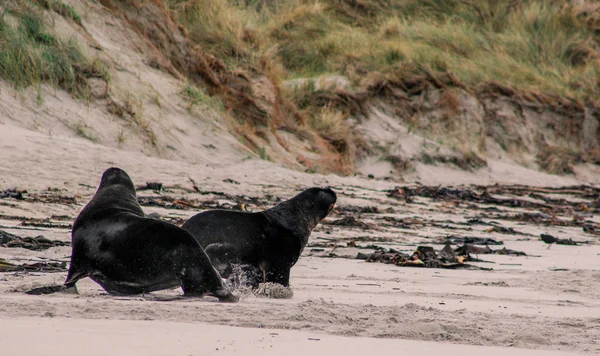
left=296, top=187, right=337, bottom=220
left=264, top=187, right=337, bottom=235
left=98, top=167, right=136, bottom=193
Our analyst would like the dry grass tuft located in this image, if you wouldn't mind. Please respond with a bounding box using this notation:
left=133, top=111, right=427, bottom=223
left=536, top=145, right=583, bottom=175
left=421, top=150, right=487, bottom=171
left=33, top=0, right=82, bottom=25
left=0, top=1, right=109, bottom=99
left=441, top=89, right=462, bottom=117
left=307, top=106, right=353, bottom=155
left=386, top=155, right=413, bottom=173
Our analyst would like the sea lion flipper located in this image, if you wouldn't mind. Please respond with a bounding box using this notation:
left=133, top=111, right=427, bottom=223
left=172, top=241, right=237, bottom=302
left=205, top=243, right=239, bottom=277
left=265, top=262, right=291, bottom=287
left=63, top=269, right=88, bottom=286
left=207, top=289, right=239, bottom=303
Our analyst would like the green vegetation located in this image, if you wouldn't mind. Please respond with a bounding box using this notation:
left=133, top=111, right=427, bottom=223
left=181, top=80, right=209, bottom=106
left=258, top=146, right=267, bottom=160
left=0, top=1, right=106, bottom=99
left=181, top=80, right=226, bottom=112
left=70, top=120, right=98, bottom=142
left=1, top=0, right=596, bottom=174
left=306, top=106, right=352, bottom=155
left=168, top=0, right=599, bottom=102
left=34, top=0, right=82, bottom=25
left=166, top=0, right=599, bottom=174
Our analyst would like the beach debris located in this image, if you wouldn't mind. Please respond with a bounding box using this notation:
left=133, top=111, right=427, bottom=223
left=325, top=216, right=370, bottom=228
left=364, top=251, right=398, bottom=263
left=466, top=217, right=495, bottom=226
left=479, top=212, right=600, bottom=233
left=336, top=205, right=379, bottom=214
left=27, top=191, right=77, bottom=205
left=136, top=182, right=163, bottom=191
left=222, top=178, right=240, bottom=185
left=387, top=185, right=600, bottom=214
left=0, top=258, right=67, bottom=273
left=582, top=224, right=599, bottom=235
left=20, top=217, right=72, bottom=229
left=362, top=245, right=492, bottom=271
left=0, top=189, right=27, bottom=200
left=379, top=216, right=421, bottom=229
left=359, top=240, right=530, bottom=270
left=493, top=247, right=527, bottom=256
left=455, top=244, right=527, bottom=256
left=466, top=281, right=510, bottom=287
left=138, top=196, right=202, bottom=210
left=486, top=226, right=522, bottom=234
left=454, top=244, right=492, bottom=254
left=540, top=233, right=584, bottom=248
left=137, top=192, right=265, bottom=211
left=444, top=236, right=503, bottom=245
left=2, top=189, right=75, bottom=204
left=0, top=230, right=69, bottom=250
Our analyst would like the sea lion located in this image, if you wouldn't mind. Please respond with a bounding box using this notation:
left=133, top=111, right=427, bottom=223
left=62, top=167, right=237, bottom=302
left=182, top=187, right=337, bottom=287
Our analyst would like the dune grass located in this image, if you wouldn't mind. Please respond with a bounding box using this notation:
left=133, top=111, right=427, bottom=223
left=168, top=0, right=599, bottom=103
left=34, top=0, right=83, bottom=25
left=271, top=1, right=599, bottom=101
left=164, top=0, right=599, bottom=173
left=4, top=0, right=594, bottom=174
left=0, top=1, right=107, bottom=99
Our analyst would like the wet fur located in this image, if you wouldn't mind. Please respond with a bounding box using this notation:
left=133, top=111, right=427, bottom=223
left=182, top=188, right=337, bottom=287
left=64, top=167, right=237, bottom=302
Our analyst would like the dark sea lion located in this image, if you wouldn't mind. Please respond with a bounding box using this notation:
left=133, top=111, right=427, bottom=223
left=59, top=167, right=237, bottom=302
left=182, top=187, right=337, bottom=287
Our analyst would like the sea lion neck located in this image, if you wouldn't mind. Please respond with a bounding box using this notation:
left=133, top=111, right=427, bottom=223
left=263, top=200, right=313, bottom=238
left=76, top=185, right=144, bottom=228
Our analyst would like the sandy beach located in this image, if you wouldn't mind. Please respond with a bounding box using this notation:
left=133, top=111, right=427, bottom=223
left=1, top=124, right=599, bottom=355
left=1, top=0, right=600, bottom=354
left=1, top=317, right=588, bottom=356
